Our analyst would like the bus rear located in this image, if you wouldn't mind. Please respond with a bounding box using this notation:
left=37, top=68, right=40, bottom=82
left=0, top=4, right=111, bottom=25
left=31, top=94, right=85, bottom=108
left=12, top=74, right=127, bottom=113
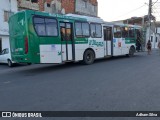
left=9, top=11, right=28, bottom=63
left=9, top=10, right=34, bottom=64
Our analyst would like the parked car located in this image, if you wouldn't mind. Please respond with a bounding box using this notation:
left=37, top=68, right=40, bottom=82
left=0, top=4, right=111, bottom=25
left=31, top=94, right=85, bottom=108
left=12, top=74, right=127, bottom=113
left=0, top=48, right=15, bottom=67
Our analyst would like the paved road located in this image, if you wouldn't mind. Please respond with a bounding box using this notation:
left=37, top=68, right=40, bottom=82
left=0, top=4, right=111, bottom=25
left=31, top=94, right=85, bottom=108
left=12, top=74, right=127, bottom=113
left=0, top=51, right=160, bottom=120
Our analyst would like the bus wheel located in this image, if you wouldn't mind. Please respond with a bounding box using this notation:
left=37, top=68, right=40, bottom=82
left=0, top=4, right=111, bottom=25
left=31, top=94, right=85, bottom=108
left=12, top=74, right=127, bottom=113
left=83, top=50, right=95, bottom=65
left=27, top=63, right=32, bottom=65
left=127, top=47, right=135, bottom=57
left=8, top=59, right=13, bottom=67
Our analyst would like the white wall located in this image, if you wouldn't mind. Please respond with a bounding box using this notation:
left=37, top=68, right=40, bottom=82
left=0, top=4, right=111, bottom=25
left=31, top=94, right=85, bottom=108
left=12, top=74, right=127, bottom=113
left=0, top=0, right=17, bottom=36
left=1, top=36, right=10, bottom=50
left=154, top=34, right=160, bottom=49
left=0, top=0, right=17, bottom=51
left=146, top=27, right=160, bottom=49
left=150, top=34, right=160, bottom=49
left=75, top=0, right=97, bottom=16
left=157, top=27, right=160, bottom=34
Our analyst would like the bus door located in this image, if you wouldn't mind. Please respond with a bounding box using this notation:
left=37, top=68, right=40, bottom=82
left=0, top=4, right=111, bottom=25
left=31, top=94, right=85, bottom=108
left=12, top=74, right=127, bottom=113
left=113, top=26, right=122, bottom=56
left=103, top=26, right=112, bottom=56
left=60, top=22, right=74, bottom=61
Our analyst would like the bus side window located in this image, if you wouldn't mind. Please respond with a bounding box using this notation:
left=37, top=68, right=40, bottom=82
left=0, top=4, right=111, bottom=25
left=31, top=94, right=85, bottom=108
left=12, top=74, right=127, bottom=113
left=122, top=27, right=128, bottom=38
left=114, top=26, right=121, bottom=38
left=82, top=23, right=89, bottom=37
left=60, top=27, right=65, bottom=41
left=91, top=24, right=96, bottom=37
left=75, top=22, right=82, bottom=37
left=96, top=24, right=102, bottom=38
left=103, top=27, right=107, bottom=41
left=66, top=23, right=71, bottom=41
left=75, top=22, right=89, bottom=37
left=103, top=27, right=112, bottom=41
left=34, top=17, right=46, bottom=36
left=45, top=18, right=58, bottom=36
left=128, top=27, right=134, bottom=38
left=33, top=16, right=58, bottom=37
left=91, top=23, right=102, bottom=38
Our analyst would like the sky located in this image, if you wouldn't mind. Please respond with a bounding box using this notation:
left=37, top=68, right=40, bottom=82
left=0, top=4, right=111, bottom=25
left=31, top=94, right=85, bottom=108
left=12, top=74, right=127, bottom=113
left=98, top=0, right=154, bottom=22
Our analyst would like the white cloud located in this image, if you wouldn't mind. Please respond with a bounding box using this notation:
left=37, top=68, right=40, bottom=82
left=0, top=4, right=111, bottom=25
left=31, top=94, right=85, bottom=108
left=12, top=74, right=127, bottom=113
left=98, top=0, right=149, bottom=21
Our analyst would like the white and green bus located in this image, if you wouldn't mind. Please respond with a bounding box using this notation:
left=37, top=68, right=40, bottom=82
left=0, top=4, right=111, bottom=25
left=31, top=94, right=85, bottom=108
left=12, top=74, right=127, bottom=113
left=102, top=22, right=142, bottom=57
left=9, top=10, right=142, bottom=65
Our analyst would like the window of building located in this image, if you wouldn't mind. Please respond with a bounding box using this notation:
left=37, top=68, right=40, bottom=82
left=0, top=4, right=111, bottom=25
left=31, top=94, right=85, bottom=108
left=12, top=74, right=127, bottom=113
left=156, top=37, right=158, bottom=42
left=4, top=11, right=14, bottom=22
left=94, top=5, right=96, bottom=12
left=156, top=28, right=157, bottom=33
left=75, top=22, right=89, bottom=37
left=114, top=26, right=121, bottom=38
left=47, top=3, right=51, bottom=7
left=90, top=23, right=102, bottom=38
left=151, top=36, right=153, bottom=42
left=33, top=16, right=58, bottom=36
left=85, top=1, right=87, bottom=8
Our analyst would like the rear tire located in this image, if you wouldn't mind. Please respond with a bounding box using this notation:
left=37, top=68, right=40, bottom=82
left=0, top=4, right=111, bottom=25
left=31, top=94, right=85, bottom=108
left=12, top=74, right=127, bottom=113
left=8, top=59, right=13, bottom=67
left=27, top=63, right=32, bottom=65
left=127, top=47, right=135, bottom=57
left=83, top=50, right=95, bottom=65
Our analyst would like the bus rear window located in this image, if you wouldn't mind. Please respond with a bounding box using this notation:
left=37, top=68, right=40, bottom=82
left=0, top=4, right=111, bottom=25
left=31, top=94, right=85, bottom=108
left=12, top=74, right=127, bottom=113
left=33, top=16, right=58, bottom=37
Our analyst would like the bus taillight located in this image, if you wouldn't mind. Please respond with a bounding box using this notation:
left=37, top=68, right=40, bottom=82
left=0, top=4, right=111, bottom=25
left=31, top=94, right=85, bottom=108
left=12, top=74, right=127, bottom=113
left=25, top=37, right=28, bottom=54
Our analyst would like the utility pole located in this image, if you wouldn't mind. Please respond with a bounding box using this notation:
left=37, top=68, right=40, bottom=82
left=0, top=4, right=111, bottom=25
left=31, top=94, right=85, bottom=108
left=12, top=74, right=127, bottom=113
left=148, top=0, right=152, bottom=41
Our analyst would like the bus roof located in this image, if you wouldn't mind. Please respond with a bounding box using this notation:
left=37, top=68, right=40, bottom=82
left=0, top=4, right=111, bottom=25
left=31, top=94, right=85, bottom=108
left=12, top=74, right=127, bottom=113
left=104, top=21, right=142, bottom=28
left=66, top=14, right=104, bottom=23
left=10, top=10, right=87, bottom=22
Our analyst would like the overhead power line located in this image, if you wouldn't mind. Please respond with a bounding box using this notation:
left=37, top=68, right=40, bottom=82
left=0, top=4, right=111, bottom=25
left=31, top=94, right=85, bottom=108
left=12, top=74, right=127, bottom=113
left=113, top=4, right=147, bottom=20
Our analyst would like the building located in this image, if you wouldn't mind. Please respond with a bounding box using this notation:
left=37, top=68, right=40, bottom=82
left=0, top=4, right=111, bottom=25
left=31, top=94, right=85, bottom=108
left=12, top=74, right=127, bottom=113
left=146, top=22, right=160, bottom=49
left=17, top=0, right=98, bottom=16
left=62, top=0, right=98, bottom=16
left=0, top=0, right=98, bottom=52
left=17, top=0, right=61, bottom=12
left=0, top=0, right=18, bottom=52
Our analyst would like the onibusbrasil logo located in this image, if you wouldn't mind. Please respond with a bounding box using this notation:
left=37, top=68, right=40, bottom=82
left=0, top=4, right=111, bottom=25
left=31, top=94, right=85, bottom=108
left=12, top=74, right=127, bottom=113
left=1, top=112, right=42, bottom=118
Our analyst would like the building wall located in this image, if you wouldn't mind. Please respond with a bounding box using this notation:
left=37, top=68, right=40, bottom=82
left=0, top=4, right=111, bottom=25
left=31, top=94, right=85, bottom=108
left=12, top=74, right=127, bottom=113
left=44, top=0, right=61, bottom=14
left=18, top=0, right=40, bottom=11
left=157, top=27, right=160, bottom=34
left=0, top=0, right=18, bottom=51
left=18, top=0, right=98, bottom=16
left=1, top=36, right=10, bottom=50
left=0, top=0, right=17, bottom=36
left=146, top=27, right=160, bottom=49
left=75, top=0, right=97, bottom=16
left=61, top=0, right=75, bottom=14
